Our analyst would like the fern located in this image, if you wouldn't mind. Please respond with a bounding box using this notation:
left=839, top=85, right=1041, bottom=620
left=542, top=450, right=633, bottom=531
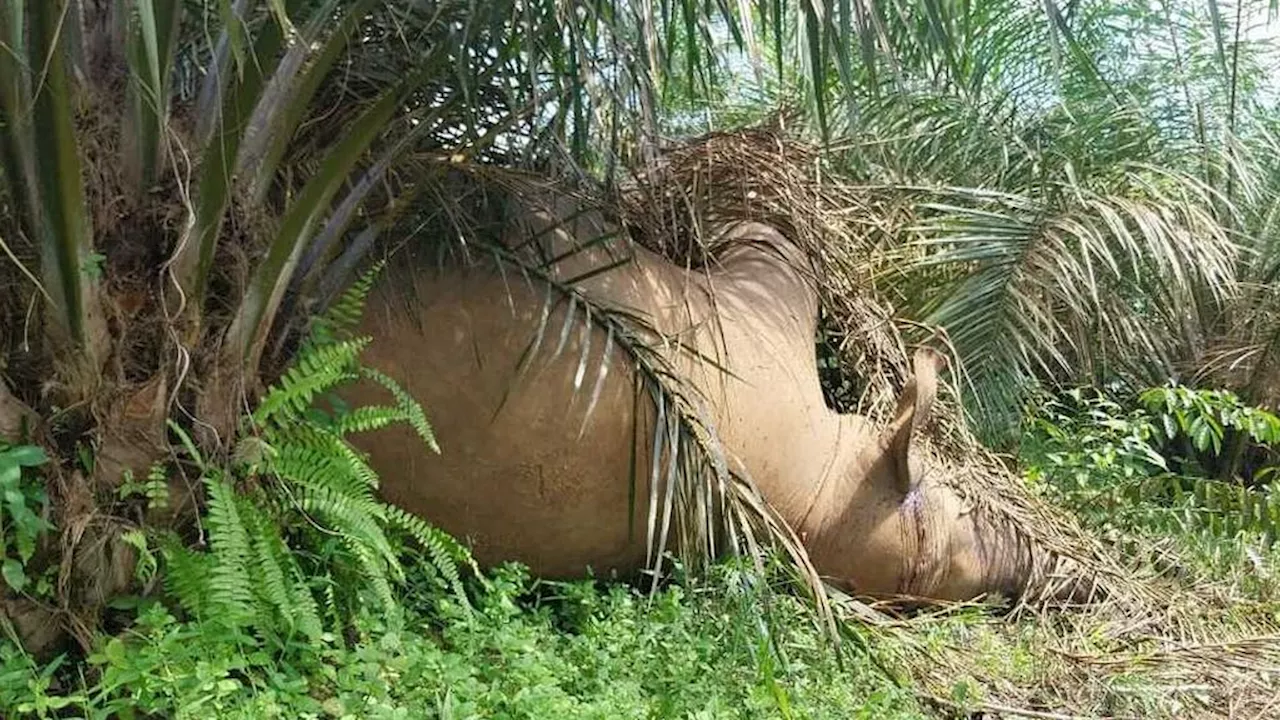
left=116, top=464, right=171, bottom=513
left=270, top=441, right=379, bottom=497
left=334, top=404, right=411, bottom=436
left=238, top=498, right=302, bottom=637
left=362, top=367, right=439, bottom=452
left=145, top=463, right=170, bottom=511
left=158, top=539, right=215, bottom=619
left=120, top=530, right=158, bottom=584
left=319, top=571, right=340, bottom=629
left=202, top=474, right=257, bottom=627
left=291, top=483, right=397, bottom=569
left=154, top=265, right=471, bottom=643
left=385, top=504, right=475, bottom=600
left=344, top=539, right=400, bottom=619
left=289, top=423, right=382, bottom=489
left=287, top=563, right=325, bottom=642
left=251, top=337, right=368, bottom=427
left=304, top=260, right=387, bottom=351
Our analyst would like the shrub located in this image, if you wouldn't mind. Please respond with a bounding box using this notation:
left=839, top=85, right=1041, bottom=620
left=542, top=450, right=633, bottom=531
left=1021, top=385, right=1280, bottom=593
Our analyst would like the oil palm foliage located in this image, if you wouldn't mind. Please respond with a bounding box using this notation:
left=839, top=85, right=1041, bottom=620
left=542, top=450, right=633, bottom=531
left=740, top=0, right=1280, bottom=441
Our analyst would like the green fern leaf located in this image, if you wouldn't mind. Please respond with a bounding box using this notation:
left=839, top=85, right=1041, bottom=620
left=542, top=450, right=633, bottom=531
left=385, top=505, right=474, bottom=600
left=362, top=367, right=438, bottom=452
left=334, top=404, right=410, bottom=435
left=327, top=260, right=385, bottom=332
left=187, top=258, right=474, bottom=643
left=145, top=462, right=170, bottom=511
left=240, top=498, right=296, bottom=634
left=158, top=537, right=215, bottom=619
left=253, top=338, right=369, bottom=426
left=304, top=260, right=387, bottom=352
left=287, top=566, right=325, bottom=642
left=270, top=442, right=377, bottom=499
left=344, top=539, right=399, bottom=619
left=278, top=423, right=382, bottom=490
left=293, top=483, right=400, bottom=577
left=203, top=474, right=258, bottom=627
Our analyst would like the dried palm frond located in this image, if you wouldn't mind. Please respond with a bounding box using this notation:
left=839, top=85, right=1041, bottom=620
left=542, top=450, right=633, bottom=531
left=854, top=570, right=1280, bottom=719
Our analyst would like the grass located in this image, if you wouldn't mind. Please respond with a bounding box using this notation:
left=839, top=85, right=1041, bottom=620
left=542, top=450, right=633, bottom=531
left=1, top=560, right=926, bottom=719
left=10, top=539, right=1273, bottom=719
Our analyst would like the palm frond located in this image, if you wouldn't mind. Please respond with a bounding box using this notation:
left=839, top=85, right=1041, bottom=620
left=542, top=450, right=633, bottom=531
left=237, top=0, right=381, bottom=202
left=224, top=60, right=440, bottom=373
left=122, top=0, right=183, bottom=189
left=897, top=174, right=1238, bottom=428
left=0, top=0, right=107, bottom=383
left=173, top=0, right=293, bottom=317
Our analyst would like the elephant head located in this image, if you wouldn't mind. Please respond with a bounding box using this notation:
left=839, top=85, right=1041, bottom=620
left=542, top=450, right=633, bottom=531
left=798, top=349, right=1084, bottom=603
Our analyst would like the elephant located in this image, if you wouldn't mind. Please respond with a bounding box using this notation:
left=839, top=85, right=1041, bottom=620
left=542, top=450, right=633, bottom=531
left=347, top=191, right=1090, bottom=603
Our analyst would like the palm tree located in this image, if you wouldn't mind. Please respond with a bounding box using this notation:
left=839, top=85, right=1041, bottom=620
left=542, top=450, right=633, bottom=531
left=753, top=0, right=1278, bottom=442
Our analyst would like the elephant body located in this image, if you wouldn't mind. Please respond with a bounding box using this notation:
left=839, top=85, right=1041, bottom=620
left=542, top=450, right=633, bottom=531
left=350, top=198, right=1053, bottom=601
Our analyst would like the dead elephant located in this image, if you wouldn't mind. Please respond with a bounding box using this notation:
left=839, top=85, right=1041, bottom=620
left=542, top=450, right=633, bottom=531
left=349, top=201, right=1085, bottom=603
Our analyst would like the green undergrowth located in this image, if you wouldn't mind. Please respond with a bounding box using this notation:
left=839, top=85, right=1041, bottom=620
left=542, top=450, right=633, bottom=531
left=1021, top=384, right=1280, bottom=600
left=6, top=376, right=1278, bottom=719
left=1, top=560, right=925, bottom=719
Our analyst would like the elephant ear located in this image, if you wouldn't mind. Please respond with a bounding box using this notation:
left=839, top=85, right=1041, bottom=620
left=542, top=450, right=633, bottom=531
left=884, top=348, right=944, bottom=495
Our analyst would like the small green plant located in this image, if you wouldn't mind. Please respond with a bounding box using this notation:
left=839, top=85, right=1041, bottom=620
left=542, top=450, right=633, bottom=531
left=1138, top=384, right=1280, bottom=482
left=1022, top=386, right=1280, bottom=547
left=0, top=645, right=84, bottom=719
left=117, top=463, right=171, bottom=513
left=0, top=443, right=52, bottom=594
